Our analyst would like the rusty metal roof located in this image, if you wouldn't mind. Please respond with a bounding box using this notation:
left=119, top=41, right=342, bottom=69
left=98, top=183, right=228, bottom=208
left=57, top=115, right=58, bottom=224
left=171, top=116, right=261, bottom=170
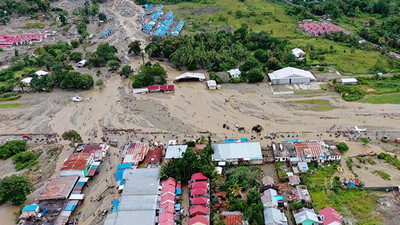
left=38, top=176, right=79, bottom=201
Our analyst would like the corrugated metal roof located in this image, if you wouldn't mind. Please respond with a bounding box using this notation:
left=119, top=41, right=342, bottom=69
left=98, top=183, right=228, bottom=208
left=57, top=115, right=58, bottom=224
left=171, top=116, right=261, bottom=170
left=38, top=176, right=79, bottom=201
left=122, top=168, right=160, bottom=196
left=268, top=67, right=316, bottom=80
left=212, top=142, right=262, bottom=161
left=114, top=210, right=156, bottom=225
left=165, top=145, right=187, bottom=159
left=119, top=195, right=158, bottom=211
left=61, top=153, right=91, bottom=171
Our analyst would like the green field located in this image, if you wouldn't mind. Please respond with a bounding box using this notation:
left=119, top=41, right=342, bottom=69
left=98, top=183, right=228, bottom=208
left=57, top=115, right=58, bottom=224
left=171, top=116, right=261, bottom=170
left=296, top=99, right=330, bottom=105
left=0, top=103, right=21, bottom=108
left=359, top=92, right=400, bottom=104
left=165, top=0, right=392, bottom=74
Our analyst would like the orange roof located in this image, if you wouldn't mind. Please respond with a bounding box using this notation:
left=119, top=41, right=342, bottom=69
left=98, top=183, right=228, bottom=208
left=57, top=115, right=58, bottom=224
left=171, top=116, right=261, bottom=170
left=222, top=211, right=243, bottom=225
left=61, top=153, right=91, bottom=170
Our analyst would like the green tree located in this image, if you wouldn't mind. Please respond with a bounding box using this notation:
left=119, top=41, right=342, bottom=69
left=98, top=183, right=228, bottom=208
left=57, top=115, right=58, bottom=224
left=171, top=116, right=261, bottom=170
left=99, top=12, right=107, bottom=22
left=59, top=14, right=67, bottom=26
left=266, top=57, right=280, bottom=70
left=0, top=175, right=33, bottom=205
left=247, top=68, right=264, bottom=83
left=120, top=65, right=132, bottom=78
left=70, top=40, right=80, bottom=48
left=107, top=60, right=120, bottom=70
left=336, top=142, right=349, bottom=153
left=70, top=52, right=82, bottom=62
left=240, top=57, right=260, bottom=72
left=128, top=41, right=141, bottom=55
left=145, top=42, right=161, bottom=58
left=360, top=137, right=369, bottom=145
left=162, top=45, right=176, bottom=59
left=132, top=62, right=167, bottom=88
left=95, top=79, right=104, bottom=86
left=62, top=130, right=83, bottom=145
left=0, top=140, right=27, bottom=159
left=12, top=152, right=40, bottom=170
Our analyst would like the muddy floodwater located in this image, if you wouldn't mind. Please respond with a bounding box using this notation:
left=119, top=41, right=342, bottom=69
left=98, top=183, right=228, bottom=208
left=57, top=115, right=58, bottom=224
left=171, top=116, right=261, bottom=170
left=0, top=203, right=18, bottom=225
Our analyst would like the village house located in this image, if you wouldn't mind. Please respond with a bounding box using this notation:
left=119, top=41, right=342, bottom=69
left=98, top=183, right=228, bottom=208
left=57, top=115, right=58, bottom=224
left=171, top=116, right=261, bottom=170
left=288, top=175, right=301, bottom=186
left=212, top=142, right=263, bottom=164
left=297, top=161, right=309, bottom=173
left=76, top=143, right=109, bottom=161
left=122, top=142, right=150, bottom=167
left=188, top=172, right=210, bottom=225
left=227, top=68, right=241, bottom=78
left=264, top=208, right=288, bottom=225
left=291, top=185, right=312, bottom=203
left=319, top=207, right=342, bottom=225
left=165, top=144, right=188, bottom=162
left=144, top=146, right=163, bottom=167
left=294, top=142, right=324, bottom=163
left=272, top=142, right=299, bottom=163
left=261, top=188, right=279, bottom=208
left=292, top=48, right=306, bottom=60
left=60, top=153, right=94, bottom=177
left=294, top=208, right=321, bottom=225
left=261, top=176, right=275, bottom=188
left=221, top=211, right=244, bottom=225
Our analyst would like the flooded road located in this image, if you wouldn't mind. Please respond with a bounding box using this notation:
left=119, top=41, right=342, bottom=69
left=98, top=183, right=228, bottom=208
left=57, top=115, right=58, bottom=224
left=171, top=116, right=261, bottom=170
left=0, top=203, right=18, bottom=225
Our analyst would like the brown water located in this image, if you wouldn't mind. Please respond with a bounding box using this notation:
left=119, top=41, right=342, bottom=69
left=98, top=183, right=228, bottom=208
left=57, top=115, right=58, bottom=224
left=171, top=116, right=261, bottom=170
left=0, top=203, right=18, bottom=225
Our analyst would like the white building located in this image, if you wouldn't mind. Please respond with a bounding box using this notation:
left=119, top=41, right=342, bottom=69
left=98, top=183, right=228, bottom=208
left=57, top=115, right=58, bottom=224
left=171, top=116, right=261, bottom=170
left=268, top=67, right=316, bottom=85
left=212, top=142, right=263, bottom=164
left=264, top=208, right=288, bottom=225
left=340, top=78, right=357, bottom=85
left=34, top=70, right=49, bottom=78
left=227, top=69, right=241, bottom=78
left=207, top=80, right=217, bottom=89
left=292, top=48, right=306, bottom=60
left=165, top=145, right=188, bottom=162
left=174, top=73, right=205, bottom=82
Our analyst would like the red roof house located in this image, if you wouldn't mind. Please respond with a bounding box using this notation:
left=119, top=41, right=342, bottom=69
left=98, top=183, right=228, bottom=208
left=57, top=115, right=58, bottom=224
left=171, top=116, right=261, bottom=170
left=191, top=197, right=209, bottom=205
left=189, top=181, right=208, bottom=189
left=189, top=215, right=209, bottom=225
left=190, top=205, right=210, bottom=216
left=60, top=153, right=94, bottom=177
left=191, top=173, right=208, bottom=182
left=191, top=187, right=208, bottom=196
left=319, top=207, right=342, bottom=225
left=148, top=85, right=161, bottom=92
left=144, top=147, right=163, bottom=165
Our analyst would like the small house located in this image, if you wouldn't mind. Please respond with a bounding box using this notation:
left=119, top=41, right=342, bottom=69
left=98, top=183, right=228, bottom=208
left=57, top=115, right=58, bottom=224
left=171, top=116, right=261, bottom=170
left=262, top=176, right=275, bottom=188
left=76, top=60, right=87, bottom=67
left=21, top=77, right=33, bottom=86
left=288, top=175, right=301, bottom=186
left=340, top=78, right=357, bottom=85
left=319, top=207, right=342, bottom=225
left=291, top=185, right=311, bottom=203
left=60, top=153, right=94, bottom=177
left=144, top=147, right=163, bottom=166
left=227, top=69, right=241, bottom=78
left=21, top=205, right=39, bottom=218
left=292, top=48, right=306, bottom=60
left=221, top=211, right=243, bottom=225
left=272, top=142, right=300, bottom=163
left=189, top=215, right=209, bottom=225
left=294, top=208, right=320, bottom=225
left=261, top=188, right=278, bottom=208
left=212, top=142, right=263, bottom=164
left=165, top=145, right=188, bottom=162
left=207, top=80, right=217, bottom=90
left=264, top=208, right=288, bottom=225
left=298, top=162, right=309, bottom=173
left=190, top=205, right=210, bottom=216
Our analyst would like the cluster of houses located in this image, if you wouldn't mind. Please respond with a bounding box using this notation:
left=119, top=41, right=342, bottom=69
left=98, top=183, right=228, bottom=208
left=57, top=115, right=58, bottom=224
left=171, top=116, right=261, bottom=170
left=132, top=85, right=175, bottom=94
left=0, top=31, right=55, bottom=50
left=158, top=177, right=182, bottom=225
left=20, top=143, right=107, bottom=224
left=189, top=173, right=210, bottom=225
left=272, top=140, right=341, bottom=164
left=298, top=22, right=344, bottom=36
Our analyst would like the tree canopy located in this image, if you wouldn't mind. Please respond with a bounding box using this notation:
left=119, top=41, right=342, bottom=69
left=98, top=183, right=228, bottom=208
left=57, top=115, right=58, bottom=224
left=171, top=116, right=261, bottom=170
left=132, top=62, right=167, bottom=88
left=0, top=140, right=27, bottom=160
left=62, top=130, right=83, bottom=145
left=0, top=175, right=34, bottom=205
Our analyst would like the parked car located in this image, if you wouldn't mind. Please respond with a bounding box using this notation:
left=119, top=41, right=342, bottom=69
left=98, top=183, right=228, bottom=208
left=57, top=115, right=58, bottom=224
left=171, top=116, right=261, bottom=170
left=101, top=209, right=108, bottom=216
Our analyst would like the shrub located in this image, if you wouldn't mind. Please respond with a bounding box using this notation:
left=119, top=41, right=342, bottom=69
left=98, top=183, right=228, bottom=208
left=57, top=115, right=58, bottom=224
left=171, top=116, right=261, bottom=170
left=0, top=140, right=27, bottom=159
left=12, top=152, right=40, bottom=171
left=0, top=92, right=20, bottom=101
left=209, top=72, right=223, bottom=84
left=336, top=142, right=349, bottom=153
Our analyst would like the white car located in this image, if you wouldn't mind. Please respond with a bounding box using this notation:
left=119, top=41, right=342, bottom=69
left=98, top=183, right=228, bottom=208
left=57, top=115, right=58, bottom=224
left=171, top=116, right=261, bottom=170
left=71, top=95, right=84, bottom=102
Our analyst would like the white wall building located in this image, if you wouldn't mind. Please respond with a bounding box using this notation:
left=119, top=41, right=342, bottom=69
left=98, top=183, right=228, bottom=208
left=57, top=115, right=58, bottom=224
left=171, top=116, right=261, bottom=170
left=268, top=67, right=316, bottom=85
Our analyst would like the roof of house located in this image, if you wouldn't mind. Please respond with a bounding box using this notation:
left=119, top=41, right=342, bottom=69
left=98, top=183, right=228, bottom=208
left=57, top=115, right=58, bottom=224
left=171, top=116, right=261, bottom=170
left=21, top=77, right=33, bottom=84
left=191, top=187, right=208, bottom=196
left=189, top=215, right=209, bottom=225
left=227, top=68, right=241, bottom=77
left=189, top=181, right=208, bottom=189
left=82, top=143, right=108, bottom=153
left=35, top=70, right=49, bottom=76
left=191, top=172, right=208, bottom=181
left=211, top=142, right=262, bottom=161
left=289, top=175, right=301, bottom=186
left=291, top=185, right=312, bottom=202
left=292, top=48, right=306, bottom=57
left=207, top=80, right=217, bottom=87
left=264, top=208, right=288, bottom=225
left=165, top=145, right=188, bottom=159
left=262, top=176, right=275, bottom=186
left=191, top=197, right=209, bottom=205
left=61, top=153, right=91, bottom=171
left=294, top=142, right=323, bottom=161
left=123, top=142, right=150, bottom=164
left=272, top=142, right=298, bottom=158
left=38, top=176, right=79, bottom=201
left=190, top=205, right=210, bottom=216
left=298, top=161, right=309, bottom=170
left=319, top=207, right=342, bottom=225
left=261, top=189, right=278, bottom=207
left=294, top=208, right=319, bottom=224
left=174, top=72, right=205, bottom=81
left=341, top=78, right=357, bottom=83
left=268, top=67, right=316, bottom=80
left=144, top=147, right=163, bottom=163
left=22, top=204, right=39, bottom=211
left=122, top=168, right=160, bottom=196
left=222, top=211, right=243, bottom=225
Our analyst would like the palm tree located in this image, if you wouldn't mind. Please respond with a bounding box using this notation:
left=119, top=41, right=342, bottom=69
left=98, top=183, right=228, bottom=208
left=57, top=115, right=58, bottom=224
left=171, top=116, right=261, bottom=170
left=229, top=183, right=242, bottom=198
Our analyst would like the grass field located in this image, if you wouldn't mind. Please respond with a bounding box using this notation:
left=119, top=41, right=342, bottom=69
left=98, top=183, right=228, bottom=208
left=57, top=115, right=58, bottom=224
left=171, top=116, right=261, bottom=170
left=296, top=99, right=329, bottom=105
left=359, top=93, right=400, bottom=104
left=296, top=99, right=335, bottom=111
left=166, top=0, right=392, bottom=74
left=0, top=103, right=21, bottom=108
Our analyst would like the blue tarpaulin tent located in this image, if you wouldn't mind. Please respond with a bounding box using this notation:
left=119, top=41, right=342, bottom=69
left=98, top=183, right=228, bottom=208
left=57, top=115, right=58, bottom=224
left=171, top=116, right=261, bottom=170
left=176, top=188, right=182, bottom=195
left=116, top=170, right=124, bottom=181
left=117, top=163, right=132, bottom=170
left=112, top=199, right=120, bottom=213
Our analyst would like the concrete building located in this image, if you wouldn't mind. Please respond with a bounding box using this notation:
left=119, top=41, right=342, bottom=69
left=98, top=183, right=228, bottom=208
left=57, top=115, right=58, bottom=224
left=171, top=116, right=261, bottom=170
left=272, top=142, right=300, bottom=163
left=261, top=188, right=279, bottom=208
left=294, top=208, right=320, bottom=225
left=268, top=67, right=316, bottom=85
left=212, top=142, right=263, bottom=164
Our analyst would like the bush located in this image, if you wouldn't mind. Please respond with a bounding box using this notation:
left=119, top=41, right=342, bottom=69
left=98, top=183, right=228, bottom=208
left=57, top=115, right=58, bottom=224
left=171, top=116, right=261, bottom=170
left=95, top=79, right=104, bottom=86
left=247, top=68, right=264, bottom=83
left=336, top=142, right=349, bottom=153
left=0, top=140, right=27, bottom=159
left=12, top=152, right=40, bottom=170
left=70, top=40, right=80, bottom=48
left=0, top=175, right=33, bottom=205
left=209, top=72, right=223, bottom=84
left=60, top=72, right=94, bottom=90
left=131, top=62, right=167, bottom=88
left=70, top=52, right=82, bottom=62
left=0, top=92, right=20, bottom=101
left=335, top=84, right=365, bottom=101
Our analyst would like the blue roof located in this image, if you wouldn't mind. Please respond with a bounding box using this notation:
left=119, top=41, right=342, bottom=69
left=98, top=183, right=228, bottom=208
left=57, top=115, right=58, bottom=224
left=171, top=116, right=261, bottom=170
left=241, top=138, right=249, bottom=142
left=116, top=169, right=125, bottom=181
left=112, top=199, right=120, bottom=213
left=77, top=181, right=86, bottom=186
left=91, top=164, right=98, bottom=169
left=64, top=205, right=76, bottom=211
left=174, top=203, right=181, bottom=210
left=224, top=139, right=236, bottom=143
left=273, top=195, right=283, bottom=201
left=284, top=139, right=299, bottom=143
left=120, top=179, right=126, bottom=185
left=117, top=163, right=132, bottom=170
left=175, top=188, right=182, bottom=195
left=22, top=205, right=39, bottom=211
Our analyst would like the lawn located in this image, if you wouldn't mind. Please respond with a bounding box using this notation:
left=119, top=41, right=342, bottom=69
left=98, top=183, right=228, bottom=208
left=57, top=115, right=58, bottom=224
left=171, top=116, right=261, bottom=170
left=306, top=163, right=383, bottom=223
left=0, top=103, right=22, bottom=108
left=359, top=92, right=400, bottom=104
left=296, top=100, right=329, bottom=105
left=294, top=89, right=325, bottom=95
